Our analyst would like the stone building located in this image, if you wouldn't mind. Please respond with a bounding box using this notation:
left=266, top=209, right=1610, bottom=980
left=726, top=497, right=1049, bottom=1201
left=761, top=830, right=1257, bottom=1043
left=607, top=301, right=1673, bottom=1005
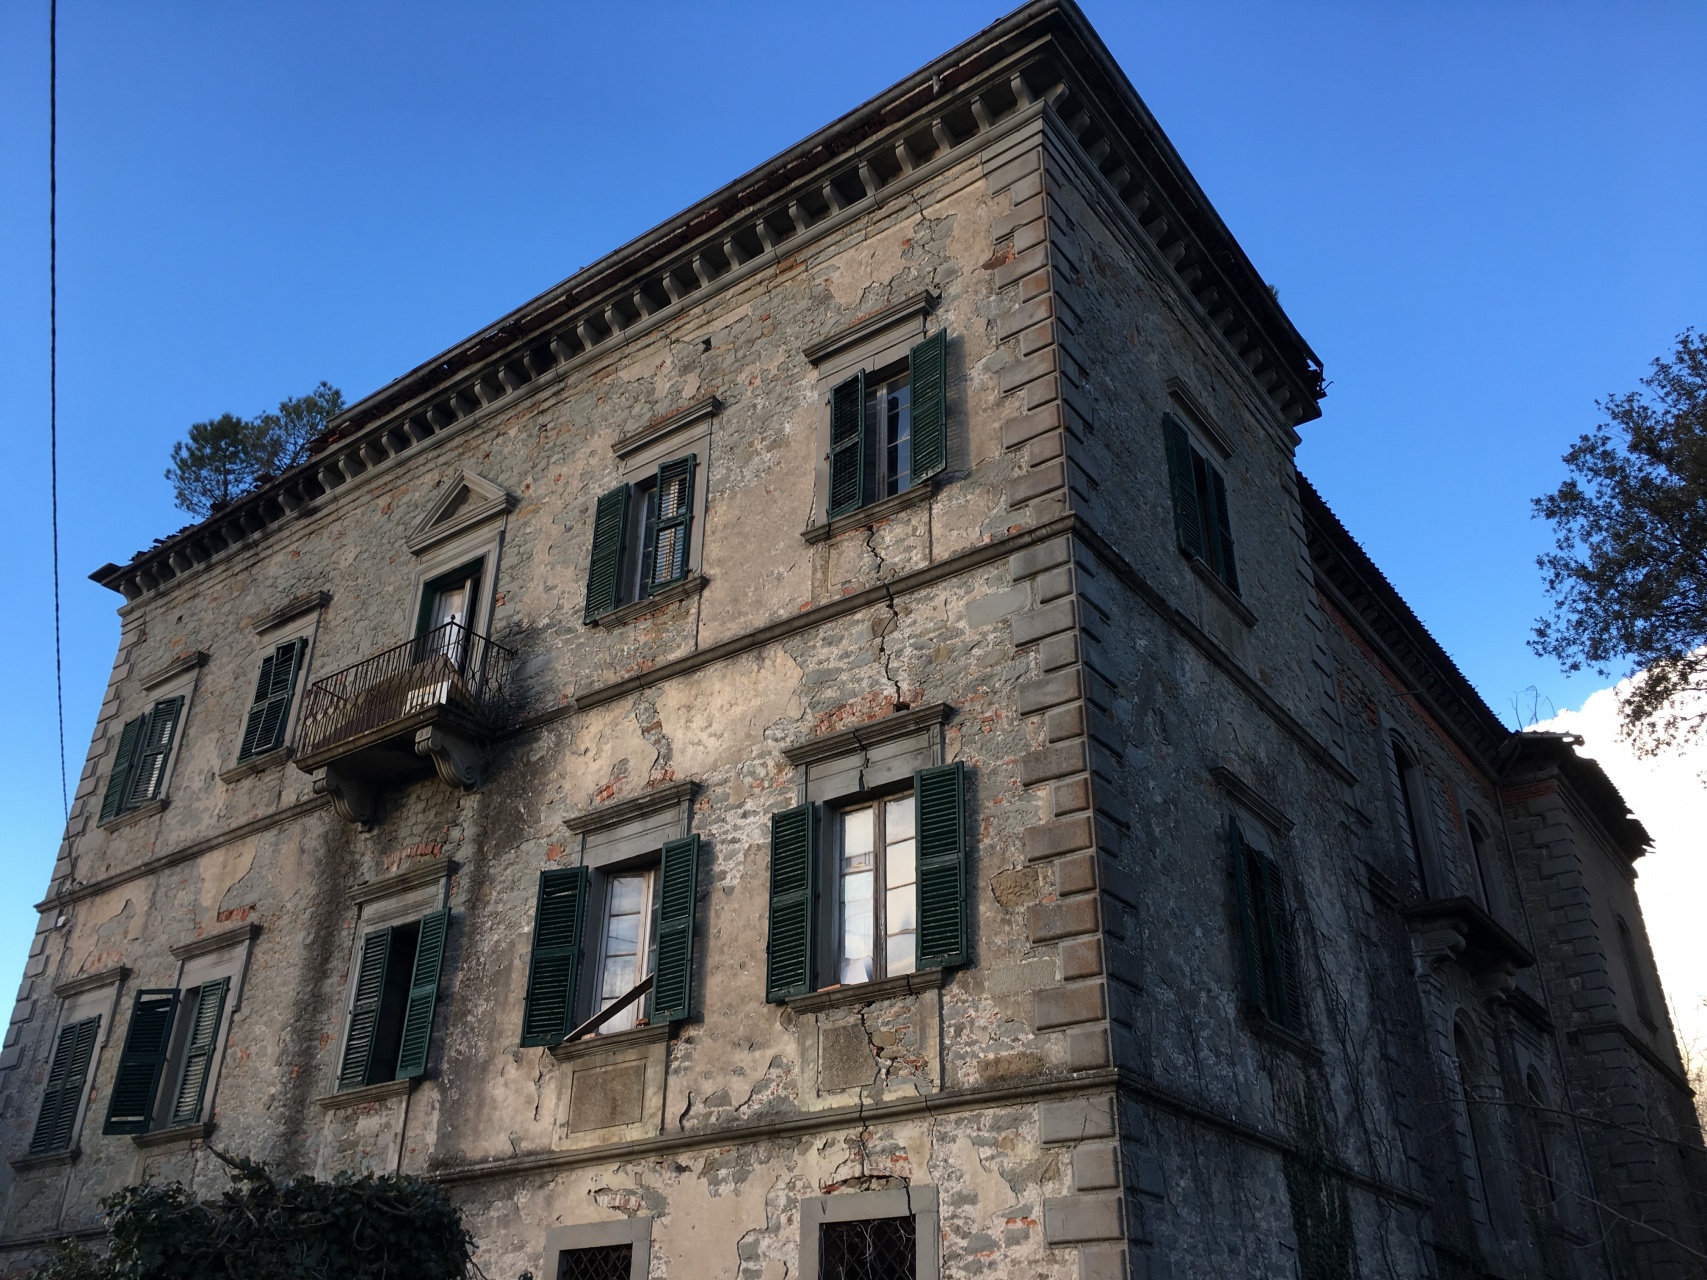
left=2, top=2, right=1702, bottom=1277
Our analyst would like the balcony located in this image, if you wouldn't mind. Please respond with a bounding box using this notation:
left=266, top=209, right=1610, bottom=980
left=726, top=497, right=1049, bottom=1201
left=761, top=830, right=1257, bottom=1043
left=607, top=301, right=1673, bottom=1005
left=295, top=622, right=514, bottom=825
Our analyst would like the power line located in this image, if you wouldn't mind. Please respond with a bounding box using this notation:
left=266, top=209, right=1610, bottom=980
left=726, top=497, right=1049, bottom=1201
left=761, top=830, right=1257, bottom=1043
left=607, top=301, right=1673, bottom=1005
left=50, top=0, right=67, bottom=821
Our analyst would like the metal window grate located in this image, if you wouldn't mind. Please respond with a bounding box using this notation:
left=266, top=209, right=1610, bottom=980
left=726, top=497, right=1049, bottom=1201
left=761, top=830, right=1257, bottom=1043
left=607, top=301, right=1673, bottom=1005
left=821, top=1215, right=916, bottom=1280
left=557, top=1243, right=631, bottom=1280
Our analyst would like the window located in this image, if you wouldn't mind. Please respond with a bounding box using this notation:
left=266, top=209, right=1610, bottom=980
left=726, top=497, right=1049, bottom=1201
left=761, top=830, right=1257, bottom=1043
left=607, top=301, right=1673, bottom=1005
left=98, top=695, right=185, bottom=823
left=416, top=560, right=483, bottom=667
left=1525, top=1070, right=1558, bottom=1205
left=821, top=1216, right=917, bottom=1280
left=557, top=1245, right=633, bottom=1280
left=28, top=1015, right=100, bottom=1155
left=583, top=455, right=698, bottom=623
left=766, top=763, right=966, bottom=1002
left=1390, top=739, right=1437, bottom=897
left=102, top=977, right=232, bottom=1134
left=520, top=836, right=699, bottom=1047
left=1228, top=817, right=1304, bottom=1033
left=1464, top=815, right=1497, bottom=915
left=236, top=639, right=306, bottom=762
left=337, top=910, right=448, bottom=1090
left=834, top=795, right=917, bottom=985
left=826, top=330, right=947, bottom=520
left=1162, top=413, right=1238, bottom=595
left=1616, top=916, right=1657, bottom=1028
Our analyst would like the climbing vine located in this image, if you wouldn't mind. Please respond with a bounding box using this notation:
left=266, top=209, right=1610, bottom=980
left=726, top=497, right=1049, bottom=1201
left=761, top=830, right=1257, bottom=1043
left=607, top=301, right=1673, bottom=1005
left=31, top=1152, right=475, bottom=1280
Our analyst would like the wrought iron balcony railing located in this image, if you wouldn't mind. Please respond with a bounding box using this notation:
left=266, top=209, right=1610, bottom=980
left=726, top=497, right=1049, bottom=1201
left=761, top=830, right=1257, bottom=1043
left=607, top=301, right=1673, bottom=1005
left=296, top=621, right=514, bottom=765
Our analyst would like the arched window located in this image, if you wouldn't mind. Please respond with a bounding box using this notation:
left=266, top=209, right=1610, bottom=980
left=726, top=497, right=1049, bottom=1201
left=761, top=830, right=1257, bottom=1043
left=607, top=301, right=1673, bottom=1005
left=1616, top=917, right=1657, bottom=1027
left=1391, top=739, right=1437, bottom=897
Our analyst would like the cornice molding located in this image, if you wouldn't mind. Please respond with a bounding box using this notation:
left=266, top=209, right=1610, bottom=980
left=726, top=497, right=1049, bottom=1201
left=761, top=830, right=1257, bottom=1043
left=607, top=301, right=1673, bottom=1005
left=565, top=781, right=698, bottom=835
left=349, top=858, right=453, bottom=906
left=170, top=921, right=260, bottom=962
left=253, top=591, right=330, bottom=636
left=783, top=703, right=951, bottom=767
left=139, top=651, right=208, bottom=691
left=316, top=1077, right=414, bottom=1111
left=1209, top=764, right=1293, bottom=835
left=802, top=291, right=937, bottom=365
left=91, top=3, right=1321, bottom=607
left=612, top=396, right=721, bottom=459
left=52, top=966, right=130, bottom=999
left=405, top=472, right=517, bottom=555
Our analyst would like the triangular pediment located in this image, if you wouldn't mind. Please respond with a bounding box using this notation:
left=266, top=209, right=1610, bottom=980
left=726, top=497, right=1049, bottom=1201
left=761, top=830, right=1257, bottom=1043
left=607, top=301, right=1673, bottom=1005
left=406, top=471, right=516, bottom=554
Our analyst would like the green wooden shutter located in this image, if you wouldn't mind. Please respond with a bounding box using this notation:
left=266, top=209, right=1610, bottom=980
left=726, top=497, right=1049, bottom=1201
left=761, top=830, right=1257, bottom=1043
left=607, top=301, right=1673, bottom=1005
left=169, top=977, right=230, bottom=1126
left=647, top=456, right=697, bottom=591
left=827, top=372, right=867, bottom=518
left=521, top=868, right=588, bottom=1047
left=915, top=762, right=969, bottom=969
left=1260, top=857, right=1304, bottom=1030
left=583, top=484, right=631, bottom=622
left=103, top=989, right=178, bottom=1134
left=652, top=835, right=700, bottom=1023
left=908, top=330, right=949, bottom=483
left=126, top=696, right=185, bottom=806
left=1162, top=414, right=1204, bottom=561
left=29, top=1015, right=100, bottom=1154
left=395, top=909, right=449, bottom=1078
left=99, top=717, right=146, bottom=823
left=1229, top=819, right=1267, bottom=1016
left=238, top=639, right=305, bottom=761
left=1208, top=467, right=1240, bottom=595
left=766, top=804, right=817, bottom=1001
left=338, top=927, right=394, bottom=1089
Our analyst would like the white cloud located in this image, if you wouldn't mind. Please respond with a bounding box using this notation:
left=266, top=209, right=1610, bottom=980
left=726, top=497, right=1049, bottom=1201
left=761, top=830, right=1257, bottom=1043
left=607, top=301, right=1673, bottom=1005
left=1536, top=681, right=1707, bottom=1053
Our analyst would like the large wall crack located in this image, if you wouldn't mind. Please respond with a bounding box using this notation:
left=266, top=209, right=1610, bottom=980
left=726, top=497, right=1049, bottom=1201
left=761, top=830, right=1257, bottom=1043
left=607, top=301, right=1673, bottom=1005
left=865, top=527, right=905, bottom=709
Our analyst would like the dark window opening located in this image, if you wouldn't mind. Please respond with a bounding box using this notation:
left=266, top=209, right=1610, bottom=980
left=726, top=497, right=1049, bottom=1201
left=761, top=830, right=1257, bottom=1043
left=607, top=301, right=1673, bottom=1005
left=1230, top=819, right=1304, bottom=1033
left=1391, top=741, right=1434, bottom=897
left=1617, top=917, right=1657, bottom=1027
left=863, top=370, right=912, bottom=502
left=556, top=1243, right=632, bottom=1280
left=337, top=909, right=449, bottom=1091
left=1162, top=414, right=1238, bottom=596
left=1466, top=816, right=1496, bottom=915
left=821, top=1215, right=916, bottom=1280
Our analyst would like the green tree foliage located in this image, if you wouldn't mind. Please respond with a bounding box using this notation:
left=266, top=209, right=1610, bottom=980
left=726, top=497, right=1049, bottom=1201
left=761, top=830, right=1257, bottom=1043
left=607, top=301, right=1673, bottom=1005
left=30, top=1153, right=474, bottom=1280
left=1533, top=329, right=1707, bottom=752
left=167, top=382, right=344, bottom=518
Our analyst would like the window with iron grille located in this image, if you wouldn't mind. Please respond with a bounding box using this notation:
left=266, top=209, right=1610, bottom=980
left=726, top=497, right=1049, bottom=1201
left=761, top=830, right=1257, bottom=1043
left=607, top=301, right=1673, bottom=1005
left=556, top=1243, right=631, bottom=1280
left=820, top=1215, right=916, bottom=1280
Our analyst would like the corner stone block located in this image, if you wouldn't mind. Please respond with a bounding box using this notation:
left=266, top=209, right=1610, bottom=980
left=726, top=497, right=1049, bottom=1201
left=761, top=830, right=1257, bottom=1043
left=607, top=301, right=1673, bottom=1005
left=1065, top=1023, right=1113, bottom=1071
left=1010, top=537, right=1072, bottom=583
left=1072, top=1142, right=1121, bottom=1191
left=1035, top=979, right=1107, bottom=1030
left=1077, top=1243, right=1130, bottom=1280
left=1026, top=815, right=1095, bottom=862
left=1011, top=597, right=1076, bottom=647
left=1019, top=741, right=1087, bottom=787
left=1007, top=461, right=1068, bottom=511
left=1040, top=1095, right=1116, bottom=1144
left=1043, top=1192, right=1125, bottom=1244
left=1029, top=896, right=1099, bottom=943
left=1019, top=668, right=1082, bottom=715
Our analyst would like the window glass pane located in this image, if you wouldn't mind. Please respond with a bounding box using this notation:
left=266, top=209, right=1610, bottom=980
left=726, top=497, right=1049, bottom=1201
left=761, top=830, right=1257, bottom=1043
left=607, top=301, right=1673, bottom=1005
left=598, top=871, right=653, bottom=1033
left=885, top=379, right=912, bottom=498
left=884, top=795, right=917, bottom=977
left=840, top=806, right=876, bottom=985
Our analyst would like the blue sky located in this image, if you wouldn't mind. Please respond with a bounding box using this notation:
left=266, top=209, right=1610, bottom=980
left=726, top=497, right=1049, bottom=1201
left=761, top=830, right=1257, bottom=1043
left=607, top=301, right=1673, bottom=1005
left=1, top=1, right=1703, bottom=1013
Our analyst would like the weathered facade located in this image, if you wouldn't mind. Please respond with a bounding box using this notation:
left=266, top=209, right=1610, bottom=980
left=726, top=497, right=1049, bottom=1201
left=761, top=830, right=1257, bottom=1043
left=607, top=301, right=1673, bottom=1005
left=3, top=3, right=1702, bottom=1277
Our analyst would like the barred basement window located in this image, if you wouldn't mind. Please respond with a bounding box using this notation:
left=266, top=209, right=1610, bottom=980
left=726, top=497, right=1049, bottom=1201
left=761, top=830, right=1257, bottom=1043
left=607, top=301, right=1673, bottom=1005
left=556, top=1244, right=632, bottom=1280
left=821, top=1215, right=917, bottom=1280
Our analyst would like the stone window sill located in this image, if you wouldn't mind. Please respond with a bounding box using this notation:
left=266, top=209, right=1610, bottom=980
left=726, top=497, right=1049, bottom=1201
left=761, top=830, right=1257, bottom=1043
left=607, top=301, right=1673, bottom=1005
left=315, top=1077, right=414, bottom=1110
left=787, top=967, right=946, bottom=1015
left=9, top=1147, right=77, bottom=1171
left=1246, top=1014, right=1319, bottom=1061
left=132, top=1120, right=214, bottom=1150
left=99, top=798, right=168, bottom=832
left=587, top=574, right=708, bottom=628
left=220, top=747, right=291, bottom=784
left=1189, top=556, right=1256, bottom=627
left=802, top=482, right=934, bottom=545
left=551, top=1019, right=672, bottom=1063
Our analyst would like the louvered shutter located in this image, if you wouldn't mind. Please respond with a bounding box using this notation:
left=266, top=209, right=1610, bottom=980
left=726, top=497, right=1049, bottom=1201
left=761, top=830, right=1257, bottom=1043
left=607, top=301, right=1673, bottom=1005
left=169, top=977, right=230, bottom=1126
left=1162, top=414, right=1204, bottom=561
left=338, top=928, right=394, bottom=1089
left=583, top=484, right=631, bottom=622
left=395, top=909, right=449, bottom=1078
left=521, top=868, right=588, bottom=1046
left=908, top=330, right=948, bottom=483
left=125, top=696, right=185, bottom=806
left=238, top=640, right=304, bottom=761
left=1229, top=819, right=1267, bottom=1016
left=99, top=717, right=145, bottom=823
left=766, top=804, right=817, bottom=1002
left=915, top=762, right=969, bottom=969
left=30, top=1015, right=100, bottom=1154
left=827, top=372, right=866, bottom=518
left=103, top=989, right=178, bottom=1134
left=651, top=835, right=700, bottom=1023
left=1208, top=467, right=1240, bottom=595
left=1260, top=857, right=1304, bottom=1030
left=647, top=456, right=697, bottom=592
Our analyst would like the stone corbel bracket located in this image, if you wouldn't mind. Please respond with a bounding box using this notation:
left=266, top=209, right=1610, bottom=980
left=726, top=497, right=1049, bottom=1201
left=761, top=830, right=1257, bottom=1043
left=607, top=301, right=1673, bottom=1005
left=416, top=725, right=485, bottom=790
left=314, top=766, right=378, bottom=828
